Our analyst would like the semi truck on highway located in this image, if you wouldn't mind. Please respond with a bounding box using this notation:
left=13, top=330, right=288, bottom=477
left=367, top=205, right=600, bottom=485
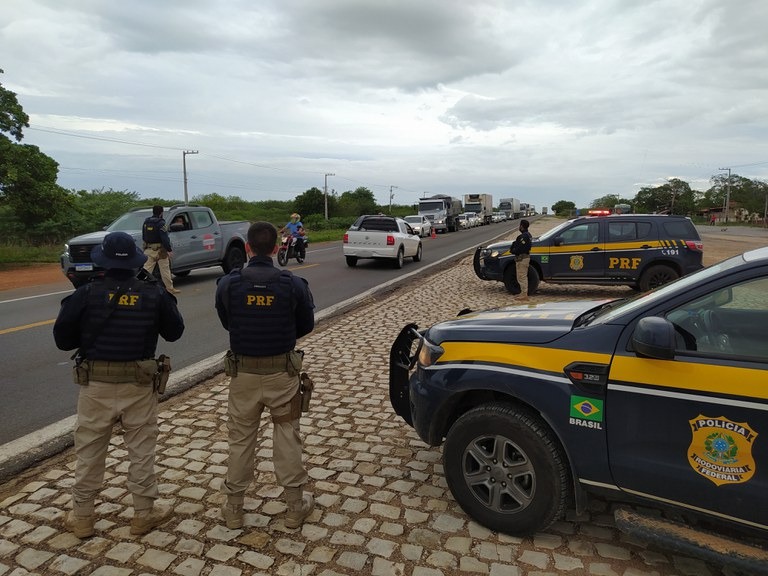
left=418, top=194, right=463, bottom=233
left=498, top=197, right=521, bottom=220
left=463, top=194, right=493, bottom=225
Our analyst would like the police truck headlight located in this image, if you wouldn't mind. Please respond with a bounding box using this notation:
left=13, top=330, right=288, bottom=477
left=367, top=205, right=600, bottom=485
left=417, top=339, right=444, bottom=367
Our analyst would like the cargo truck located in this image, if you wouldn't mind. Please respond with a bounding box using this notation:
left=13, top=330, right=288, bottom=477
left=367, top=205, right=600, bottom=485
left=498, top=197, right=521, bottom=220
left=463, top=193, right=493, bottom=225
left=418, top=194, right=463, bottom=233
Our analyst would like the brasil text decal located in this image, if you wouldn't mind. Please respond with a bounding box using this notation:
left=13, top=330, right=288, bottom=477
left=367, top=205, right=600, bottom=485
left=569, top=395, right=604, bottom=430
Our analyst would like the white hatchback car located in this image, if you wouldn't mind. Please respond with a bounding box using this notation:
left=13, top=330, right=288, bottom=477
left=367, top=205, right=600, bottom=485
left=404, top=215, right=432, bottom=237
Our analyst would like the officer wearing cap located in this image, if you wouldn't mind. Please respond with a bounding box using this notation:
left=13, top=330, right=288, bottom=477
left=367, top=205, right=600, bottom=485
left=215, top=221, right=315, bottom=530
left=142, top=205, right=180, bottom=294
left=53, top=231, right=185, bottom=539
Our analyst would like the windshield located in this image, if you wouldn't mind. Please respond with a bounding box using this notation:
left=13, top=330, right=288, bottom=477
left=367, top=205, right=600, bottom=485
left=590, top=254, right=747, bottom=325
left=419, top=201, right=444, bottom=211
left=107, top=210, right=151, bottom=231
left=404, top=216, right=420, bottom=223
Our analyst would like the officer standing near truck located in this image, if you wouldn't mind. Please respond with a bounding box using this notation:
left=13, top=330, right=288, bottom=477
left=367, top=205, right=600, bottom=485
left=512, top=219, right=533, bottom=301
left=142, top=205, right=180, bottom=294
left=215, top=221, right=316, bottom=530
left=53, top=231, right=185, bottom=539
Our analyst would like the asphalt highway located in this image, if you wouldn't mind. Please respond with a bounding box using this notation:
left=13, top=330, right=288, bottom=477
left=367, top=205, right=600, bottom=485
left=0, top=221, right=520, bottom=446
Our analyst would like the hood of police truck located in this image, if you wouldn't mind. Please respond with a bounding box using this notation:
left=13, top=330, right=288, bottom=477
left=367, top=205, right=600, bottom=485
left=424, top=299, right=615, bottom=345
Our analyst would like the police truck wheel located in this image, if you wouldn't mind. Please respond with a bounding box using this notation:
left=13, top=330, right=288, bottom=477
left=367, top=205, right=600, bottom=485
left=503, top=266, right=521, bottom=294
left=638, top=264, right=678, bottom=292
left=443, top=404, right=569, bottom=536
left=526, top=267, right=540, bottom=295
left=413, top=243, right=423, bottom=262
left=345, top=256, right=358, bottom=267
left=223, top=246, right=246, bottom=273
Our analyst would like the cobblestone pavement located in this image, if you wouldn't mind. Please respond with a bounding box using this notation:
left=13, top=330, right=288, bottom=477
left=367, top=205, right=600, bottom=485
left=0, top=220, right=753, bottom=576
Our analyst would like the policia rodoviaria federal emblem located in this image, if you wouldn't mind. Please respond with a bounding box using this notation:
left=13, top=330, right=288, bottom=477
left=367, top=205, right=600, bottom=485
left=688, top=415, right=757, bottom=486
left=569, top=255, right=584, bottom=271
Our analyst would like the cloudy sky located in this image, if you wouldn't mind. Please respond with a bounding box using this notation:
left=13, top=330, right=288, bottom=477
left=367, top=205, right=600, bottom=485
left=2, top=0, right=767, bottom=209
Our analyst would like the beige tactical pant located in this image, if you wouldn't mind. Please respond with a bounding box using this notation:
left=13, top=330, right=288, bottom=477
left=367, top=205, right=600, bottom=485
left=222, top=370, right=308, bottom=504
left=516, top=254, right=530, bottom=296
left=73, top=380, right=159, bottom=515
left=143, top=245, right=175, bottom=291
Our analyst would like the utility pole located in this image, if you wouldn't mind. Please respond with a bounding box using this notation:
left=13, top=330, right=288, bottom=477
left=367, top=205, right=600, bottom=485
left=182, top=150, right=198, bottom=205
left=718, top=167, right=731, bottom=224
left=389, top=185, right=399, bottom=213
left=324, top=173, right=335, bottom=220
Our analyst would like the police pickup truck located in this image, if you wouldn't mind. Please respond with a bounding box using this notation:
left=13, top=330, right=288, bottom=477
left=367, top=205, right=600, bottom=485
left=474, top=214, right=704, bottom=294
left=61, top=205, right=250, bottom=287
left=390, top=246, right=768, bottom=572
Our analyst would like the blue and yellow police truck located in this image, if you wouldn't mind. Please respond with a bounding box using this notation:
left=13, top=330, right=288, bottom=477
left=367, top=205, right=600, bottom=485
left=474, top=214, right=704, bottom=294
left=391, top=246, right=768, bottom=571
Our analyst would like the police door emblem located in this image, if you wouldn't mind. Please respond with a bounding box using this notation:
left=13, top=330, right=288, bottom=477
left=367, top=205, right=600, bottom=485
left=569, top=255, right=584, bottom=271
left=688, top=415, right=757, bottom=486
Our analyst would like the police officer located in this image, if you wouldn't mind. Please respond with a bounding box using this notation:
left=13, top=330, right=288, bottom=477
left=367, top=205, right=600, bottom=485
left=512, top=219, right=533, bottom=301
left=53, top=231, right=185, bottom=539
left=215, top=221, right=315, bottom=529
left=142, top=205, right=180, bottom=294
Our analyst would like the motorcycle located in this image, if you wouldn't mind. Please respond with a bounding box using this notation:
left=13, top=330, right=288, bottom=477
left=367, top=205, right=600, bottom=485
left=277, top=234, right=307, bottom=266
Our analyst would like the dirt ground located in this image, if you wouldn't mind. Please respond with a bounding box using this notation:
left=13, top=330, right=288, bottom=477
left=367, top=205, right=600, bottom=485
left=0, top=228, right=765, bottom=292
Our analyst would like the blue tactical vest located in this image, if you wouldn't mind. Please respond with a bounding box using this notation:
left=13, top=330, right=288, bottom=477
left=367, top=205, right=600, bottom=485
left=142, top=216, right=164, bottom=244
left=227, top=266, right=296, bottom=356
left=83, top=277, right=161, bottom=361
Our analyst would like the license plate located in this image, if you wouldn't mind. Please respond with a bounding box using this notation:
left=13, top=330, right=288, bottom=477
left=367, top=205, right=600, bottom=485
left=75, top=264, right=93, bottom=272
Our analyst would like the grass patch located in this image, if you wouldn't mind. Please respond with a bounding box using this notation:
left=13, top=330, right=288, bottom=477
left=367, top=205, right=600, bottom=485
left=0, top=244, right=62, bottom=267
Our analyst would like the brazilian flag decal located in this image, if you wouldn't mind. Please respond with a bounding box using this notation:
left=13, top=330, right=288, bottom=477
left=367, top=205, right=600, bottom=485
left=570, top=396, right=604, bottom=422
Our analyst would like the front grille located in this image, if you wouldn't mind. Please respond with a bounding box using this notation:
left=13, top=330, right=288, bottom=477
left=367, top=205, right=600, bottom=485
left=70, top=244, right=98, bottom=263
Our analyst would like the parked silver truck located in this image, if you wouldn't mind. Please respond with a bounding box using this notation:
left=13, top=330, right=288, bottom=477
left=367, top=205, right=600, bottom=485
left=463, top=193, right=493, bottom=225
left=61, top=205, right=250, bottom=287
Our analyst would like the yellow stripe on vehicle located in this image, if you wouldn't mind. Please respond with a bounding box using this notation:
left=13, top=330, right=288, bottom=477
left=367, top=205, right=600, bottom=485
left=610, top=356, right=768, bottom=401
left=439, top=342, right=611, bottom=373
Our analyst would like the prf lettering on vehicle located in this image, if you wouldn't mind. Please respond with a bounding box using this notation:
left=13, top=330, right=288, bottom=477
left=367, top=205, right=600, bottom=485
left=108, top=293, right=141, bottom=306
left=608, top=257, right=642, bottom=270
left=688, top=415, right=757, bottom=486
left=246, top=294, right=275, bottom=306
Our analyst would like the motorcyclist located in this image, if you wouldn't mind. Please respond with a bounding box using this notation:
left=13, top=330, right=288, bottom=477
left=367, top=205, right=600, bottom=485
left=279, top=213, right=307, bottom=257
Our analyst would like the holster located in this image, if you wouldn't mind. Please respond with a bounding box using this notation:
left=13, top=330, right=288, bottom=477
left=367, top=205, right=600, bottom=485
left=134, top=355, right=171, bottom=394
left=300, top=372, right=314, bottom=412
left=73, top=362, right=89, bottom=386
left=224, top=350, right=238, bottom=377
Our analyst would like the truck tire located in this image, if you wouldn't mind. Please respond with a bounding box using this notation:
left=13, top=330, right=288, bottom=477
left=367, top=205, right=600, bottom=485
left=222, top=245, right=246, bottom=273
left=443, top=403, right=569, bottom=536
left=638, top=264, right=678, bottom=292
left=345, top=256, right=358, bottom=267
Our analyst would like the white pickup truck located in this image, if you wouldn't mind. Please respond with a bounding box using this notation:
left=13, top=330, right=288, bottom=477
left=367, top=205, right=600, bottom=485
left=61, top=204, right=250, bottom=287
left=342, top=215, right=423, bottom=269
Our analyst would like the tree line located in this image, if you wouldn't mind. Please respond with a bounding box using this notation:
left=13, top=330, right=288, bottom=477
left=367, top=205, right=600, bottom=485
left=551, top=175, right=768, bottom=221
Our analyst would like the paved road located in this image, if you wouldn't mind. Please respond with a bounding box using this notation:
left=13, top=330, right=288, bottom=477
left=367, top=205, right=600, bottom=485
left=0, top=217, right=743, bottom=576
left=0, top=222, right=518, bottom=445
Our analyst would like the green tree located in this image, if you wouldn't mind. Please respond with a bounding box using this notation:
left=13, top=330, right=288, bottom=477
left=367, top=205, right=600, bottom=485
left=706, top=173, right=767, bottom=216
left=293, top=187, right=329, bottom=218
left=551, top=200, right=576, bottom=216
left=0, top=69, right=72, bottom=241
left=590, top=194, right=633, bottom=210
left=338, top=187, right=377, bottom=217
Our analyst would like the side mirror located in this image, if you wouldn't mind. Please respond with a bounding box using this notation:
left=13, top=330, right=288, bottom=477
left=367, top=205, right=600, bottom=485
left=632, top=316, right=676, bottom=360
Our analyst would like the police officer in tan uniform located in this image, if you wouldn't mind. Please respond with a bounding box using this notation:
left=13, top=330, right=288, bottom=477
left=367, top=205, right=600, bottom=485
left=512, top=219, right=533, bottom=301
left=215, top=221, right=315, bottom=529
left=54, top=231, right=185, bottom=538
left=142, top=205, right=180, bottom=294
